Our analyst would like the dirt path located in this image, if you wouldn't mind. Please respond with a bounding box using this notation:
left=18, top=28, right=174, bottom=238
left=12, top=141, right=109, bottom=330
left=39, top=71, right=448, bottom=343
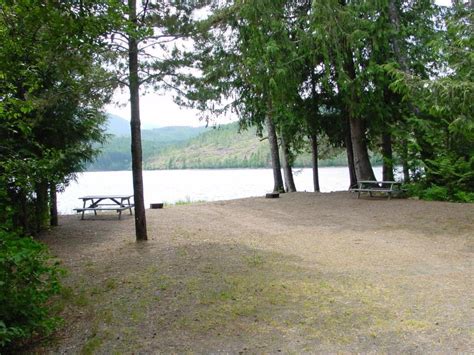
left=36, top=192, right=473, bottom=353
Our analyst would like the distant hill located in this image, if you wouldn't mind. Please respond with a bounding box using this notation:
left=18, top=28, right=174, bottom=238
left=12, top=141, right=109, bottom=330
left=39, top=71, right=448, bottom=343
left=91, top=116, right=354, bottom=171
left=141, top=126, right=207, bottom=142
left=145, top=123, right=270, bottom=169
left=88, top=116, right=208, bottom=171
left=144, top=123, right=347, bottom=170
left=105, top=114, right=130, bottom=136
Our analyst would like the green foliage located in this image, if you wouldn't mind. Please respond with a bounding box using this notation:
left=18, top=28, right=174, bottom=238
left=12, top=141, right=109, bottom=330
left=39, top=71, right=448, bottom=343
left=422, top=185, right=451, bottom=202
left=407, top=182, right=474, bottom=203
left=404, top=154, right=474, bottom=202
left=0, top=230, right=64, bottom=349
left=385, top=3, right=473, bottom=201
left=0, top=0, right=116, bottom=232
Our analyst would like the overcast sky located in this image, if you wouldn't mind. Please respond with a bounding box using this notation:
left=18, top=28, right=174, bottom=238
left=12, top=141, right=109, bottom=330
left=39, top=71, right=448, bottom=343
left=105, top=0, right=452, bottom=128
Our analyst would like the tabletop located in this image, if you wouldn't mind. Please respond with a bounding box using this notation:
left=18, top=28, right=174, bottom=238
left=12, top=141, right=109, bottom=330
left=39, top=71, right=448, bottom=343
left=79, top=195, right=133, bottom=200
left=357, top=180, right=399, bottom=184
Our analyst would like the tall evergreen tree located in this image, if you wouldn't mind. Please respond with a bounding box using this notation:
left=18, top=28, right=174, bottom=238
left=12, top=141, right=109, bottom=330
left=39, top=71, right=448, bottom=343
left=107, top=1, right=204, bottom=240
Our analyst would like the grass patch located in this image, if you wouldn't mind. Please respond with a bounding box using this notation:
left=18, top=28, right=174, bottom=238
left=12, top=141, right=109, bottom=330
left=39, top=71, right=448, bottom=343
left=243, top=253, right=264, bottom=267
left=164, top=196, right=206, bottom=206
left=81, top=336, right=102, bottom=355
left=48, top=243, right=454, bottom=352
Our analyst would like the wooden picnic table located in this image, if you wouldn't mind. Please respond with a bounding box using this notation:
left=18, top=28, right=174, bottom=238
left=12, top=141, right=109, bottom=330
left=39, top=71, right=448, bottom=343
left=75, top=195, right=134, bottom=220
left=350, top=180, right=404, bottom=199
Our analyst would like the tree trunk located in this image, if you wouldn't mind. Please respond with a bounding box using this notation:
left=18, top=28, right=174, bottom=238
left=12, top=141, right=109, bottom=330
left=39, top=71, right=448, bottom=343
left=280, top=132, right=296, bottom=192
left=401, top=139, right=410, bottom=182
left=50, top=183, right=58, bottom=227
left=310, top=134, right=320, bottom=192
left=382, top=132, right=395, bottom=181
left=350, top=116, right=376, bottom=181
left=308, top=67, right=320, bottom=192
left=13, top=189, right=29, bottom=233
left=388, top=0, right=408, bottom=71
left=35, top=181, right=50, bottom=233
left=344, top=117, right=358, bottom=188
left=129, top=0, right=147, bottom=241
left=343, top=45, right=376, bottom=182
left=334, top=21, right=375, bottom=184
left=265, top=112, right=284, bottom=193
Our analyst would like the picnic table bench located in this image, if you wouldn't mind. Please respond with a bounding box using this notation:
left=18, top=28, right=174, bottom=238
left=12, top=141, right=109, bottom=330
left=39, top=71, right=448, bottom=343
left=350, top=180, right=405, bottom=200
left=74, top=195, right=134, bottom=220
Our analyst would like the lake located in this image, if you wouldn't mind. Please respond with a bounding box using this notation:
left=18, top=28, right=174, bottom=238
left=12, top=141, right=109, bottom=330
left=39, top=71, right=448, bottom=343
left=58, top=166, right=385, bottom=214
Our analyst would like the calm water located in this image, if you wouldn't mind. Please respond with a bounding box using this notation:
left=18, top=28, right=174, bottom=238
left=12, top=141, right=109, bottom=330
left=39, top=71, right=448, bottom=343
left=58, top=167, right=384, bottom=214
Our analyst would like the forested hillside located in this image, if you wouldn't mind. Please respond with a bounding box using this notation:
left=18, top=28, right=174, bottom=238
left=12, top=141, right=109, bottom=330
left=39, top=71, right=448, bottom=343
left=92, top=119, right=376, bottom=171
left=88, top=121, right=207, bottom=171
left=144, top=122, right=350, bottom=170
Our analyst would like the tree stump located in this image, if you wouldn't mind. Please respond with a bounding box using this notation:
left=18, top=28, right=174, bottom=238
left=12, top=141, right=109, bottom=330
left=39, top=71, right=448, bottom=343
left=150, top=203, right=164, bottom=209
left=265, top=192, right=279, bottom=199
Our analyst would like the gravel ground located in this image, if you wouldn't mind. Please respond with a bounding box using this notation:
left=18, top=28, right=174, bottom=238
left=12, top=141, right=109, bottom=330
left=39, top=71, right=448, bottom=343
left=35, top=192, right=473, bottom=353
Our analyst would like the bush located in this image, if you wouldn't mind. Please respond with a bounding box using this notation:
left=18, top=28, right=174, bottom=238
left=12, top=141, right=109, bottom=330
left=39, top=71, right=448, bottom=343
left=0, top=229, right=63, bottom=349
left=421, top=185, right=451, bottom=201
left=406, top=182, right=474, bottom=203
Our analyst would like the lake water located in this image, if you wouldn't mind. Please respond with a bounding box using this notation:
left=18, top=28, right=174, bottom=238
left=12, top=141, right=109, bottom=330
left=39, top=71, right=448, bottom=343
left=58, top=167, right=384, bottom=214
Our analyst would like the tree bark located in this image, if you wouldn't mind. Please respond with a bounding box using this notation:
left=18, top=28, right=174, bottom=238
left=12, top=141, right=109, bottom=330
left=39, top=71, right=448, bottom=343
left=265, top=112, right=284, bottom=193
left=308, top=67, right=320, bottom=192
left=50, top=183, right=58, bottom=227
left=388, top=0, right=409, bottom=71
left=344, top=117, right=358, bottom=188
left=35, top=181, right=50, bottom=233
left=309, top=134, right=320, bottom=192
left=129, top=0, right=147, bottom=241
left=9, top=188, right=27, bottom=232
left=401, top=139, right=410, bottom=182
left=333, top=17, right=375, bottom=183
left=343, top=46, right=376, bottom=182
left=350, top=116, right=376, bottom=181
left=382, top=132, right=395, bottom=181
left=280, top=132, right=296, bottom=192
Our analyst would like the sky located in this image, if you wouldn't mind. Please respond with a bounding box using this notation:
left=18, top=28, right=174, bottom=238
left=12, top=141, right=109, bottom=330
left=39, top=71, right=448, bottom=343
left=105, top=88, right=214, bottom=129
left=105, top=0, right=452, bottom=128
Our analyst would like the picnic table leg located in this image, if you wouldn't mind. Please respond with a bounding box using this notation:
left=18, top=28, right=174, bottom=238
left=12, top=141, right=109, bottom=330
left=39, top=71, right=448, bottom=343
left=128, top=198, right=133, bottom=215
left=91, top=199, right=97, bottom=216
left=81, top=200, right=86, bottom=220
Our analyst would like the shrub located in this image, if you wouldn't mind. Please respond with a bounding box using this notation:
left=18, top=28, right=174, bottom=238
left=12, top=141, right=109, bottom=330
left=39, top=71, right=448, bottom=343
left=0, top=229, right=63, bottom=349
left=406, top=182, right=474, bottom=203
left=421, top=185, right=451, bottom=201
